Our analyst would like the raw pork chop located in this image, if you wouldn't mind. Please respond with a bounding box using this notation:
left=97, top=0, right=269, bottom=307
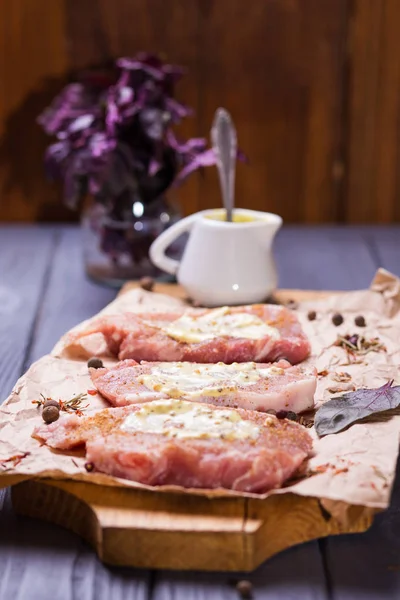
left=64, top=304, right=310, bottom=365
left=90, top=359, right=316, bottom=413
left=33, top=399, right=312, bottom=493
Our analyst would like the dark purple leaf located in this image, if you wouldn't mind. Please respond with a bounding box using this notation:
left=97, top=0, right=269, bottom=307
left=165, top=97, right=192, bottom=121
left=175, top=148, right=216, bottom=182
left=39, top=52, right=249, bottom=211
left=166, top=131, right=207, bottom=154
left=68, top=114, right=96, bottom=134
left=117, top=53, right=185, bottom=84
left=118, top=86, right=134, bottom=105
left=89, top=132, right=116, bottom=158
left=237, top=148, right=249, bottom=163
left=117, top=56, right=164, bottom=80
left=139, top=108, right=166, bottom=140
left=315, top=380, right=400, bottom=437
left=106, top=98, right=119, bottom=136
left=148, top=157, right=161, bottom=176
left=44, top=141, right=71, bottom=178
left=37, top=83, right=98, bottom=136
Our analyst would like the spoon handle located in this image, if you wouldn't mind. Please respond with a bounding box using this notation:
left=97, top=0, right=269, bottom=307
left=211, top=108, right=237, bottom=222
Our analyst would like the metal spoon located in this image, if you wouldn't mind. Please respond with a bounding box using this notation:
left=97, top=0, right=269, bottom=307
left=211, top=108, right=237, bottom=222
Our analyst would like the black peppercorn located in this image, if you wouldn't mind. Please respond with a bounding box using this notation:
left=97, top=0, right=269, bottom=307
left=307, top=310, right=317, bottom=321
left=139, top=276, right=155, bottom=292
left=84, top=462, right=94, bottom=472
left=355, top=315, right=366, bottom=327
left=42, top=405, right=60, bottom=424
left=276, top=410, right=288, bottom=419
left=286, top=299, right=298, bottom=310
left=332, top=312, right=344, bottom=326
left=236, top=580, right=253, bottom=599
left=87, top=357, right=104, bottom=369
left=286, top=411, right=298, bottom=421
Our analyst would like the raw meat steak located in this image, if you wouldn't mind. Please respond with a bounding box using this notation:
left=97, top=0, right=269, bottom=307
left=33, top=399, right=312, bottom=493
left=90, top=359, right=316, bottom=413
left=64, top=304, right=310, bottom=365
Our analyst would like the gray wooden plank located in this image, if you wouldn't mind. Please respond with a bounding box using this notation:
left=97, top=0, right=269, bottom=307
left=0, top=225, right=149, bottom=600
left=152, top=541, right=328, bottom=600
left=322, top=226, right=400, bottom=599
left=27, top=225, right=116, bottom=365
left=153, top=228, right=380, bottom=599
left=0, top=492, right=148, bottom=600
left=0, top=225, right=57, bottom=400
left=275, top=226, right=378, bottom=290
left=364, top=226, right=400, bottom=278
left=154, top=226, right=377, bottom=600
left=324, top=458, right=400, bottom=600
left=0, top=225, right=389, bottom=600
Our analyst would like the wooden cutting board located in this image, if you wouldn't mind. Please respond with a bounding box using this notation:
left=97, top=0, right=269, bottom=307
left=11, top=284, right=380, bottom=572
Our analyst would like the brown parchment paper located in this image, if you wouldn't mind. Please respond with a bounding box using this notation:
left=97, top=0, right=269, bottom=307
left=1, top=269, right=400, bottom=511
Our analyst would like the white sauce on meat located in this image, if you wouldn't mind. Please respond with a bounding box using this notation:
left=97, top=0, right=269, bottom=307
left=138, top=362, right=285, bottom=399
left=157, top=307, right=280, bottom=344
left=121, top=399, right=261, bottom=440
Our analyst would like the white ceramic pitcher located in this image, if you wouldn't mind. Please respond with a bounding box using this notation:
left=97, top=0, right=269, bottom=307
left=149, top=208, right=282, bottom=306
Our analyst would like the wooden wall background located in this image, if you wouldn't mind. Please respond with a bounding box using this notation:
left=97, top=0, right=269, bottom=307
left=0, top=0, right=399, bottom=224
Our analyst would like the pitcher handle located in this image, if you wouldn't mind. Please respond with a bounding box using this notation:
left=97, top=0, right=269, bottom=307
left=149, top=213, right=198, bottom=276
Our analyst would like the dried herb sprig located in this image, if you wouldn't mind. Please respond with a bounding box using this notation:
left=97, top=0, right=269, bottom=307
left=0, top=452, right=31, bottom=472
left=59, top=393, right=89, bottom=415
left=32, top=392, right=89, bottom=416
left=334, top=334, right=386, bottom=362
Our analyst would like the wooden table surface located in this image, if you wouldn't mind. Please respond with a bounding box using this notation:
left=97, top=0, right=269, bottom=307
left=1, top=224, right=400, bottom=600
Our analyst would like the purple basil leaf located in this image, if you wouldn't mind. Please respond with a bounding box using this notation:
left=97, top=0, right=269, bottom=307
left=166, top=131, right=207, bottom=154
left=89, top=132, right=116, bottom=158
left=165, top=97, right=192, bottom=121
left=163, top=63, right=186, bottom=79
left=44, top=141, right=70, bottom=177
left=315, top=380, right=400, bottom=437
left=175, top=148, right=216, bottom=182
left=118, top=86, right=134, bottom=105
left=139, top=107, right=166, bottom=140
left=68, top=114, right=95, bottom=134
left=148, top=157, right=161, bottom=177
left=106, top=99, right=119, bottom=136
left=237, top=148, right=249, bottom=163
left=37, top=83, right=97, bottom=136
left=117, top=57, right=164, bottom=80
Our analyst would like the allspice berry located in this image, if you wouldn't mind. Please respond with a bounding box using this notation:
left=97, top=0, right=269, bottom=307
left=355, top=315, right=366, bottom=327
left=42, top=405, right=60, bottom=424
left=332, top=312, right=344, bottom=326
left=286, top=299, right=298, bottom=310
left=276, top=410, right=288, bottom=419
left=87, top=357, right=104, bottom=369
left=43, top=399, right=60, bottom=409
left=236, top=580, right=253, bottom=599
left=139, top=276, right=155, bottom=292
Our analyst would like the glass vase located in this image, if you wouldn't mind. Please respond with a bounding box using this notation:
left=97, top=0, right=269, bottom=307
left=81, top=196, right=182, bottom=287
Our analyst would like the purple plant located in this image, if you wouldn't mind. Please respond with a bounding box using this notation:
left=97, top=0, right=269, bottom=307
left=38, top=53, right=243, bottom=213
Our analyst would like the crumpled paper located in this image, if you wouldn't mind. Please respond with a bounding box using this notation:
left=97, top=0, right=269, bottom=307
left=1, top=269, right=400, bottom=511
